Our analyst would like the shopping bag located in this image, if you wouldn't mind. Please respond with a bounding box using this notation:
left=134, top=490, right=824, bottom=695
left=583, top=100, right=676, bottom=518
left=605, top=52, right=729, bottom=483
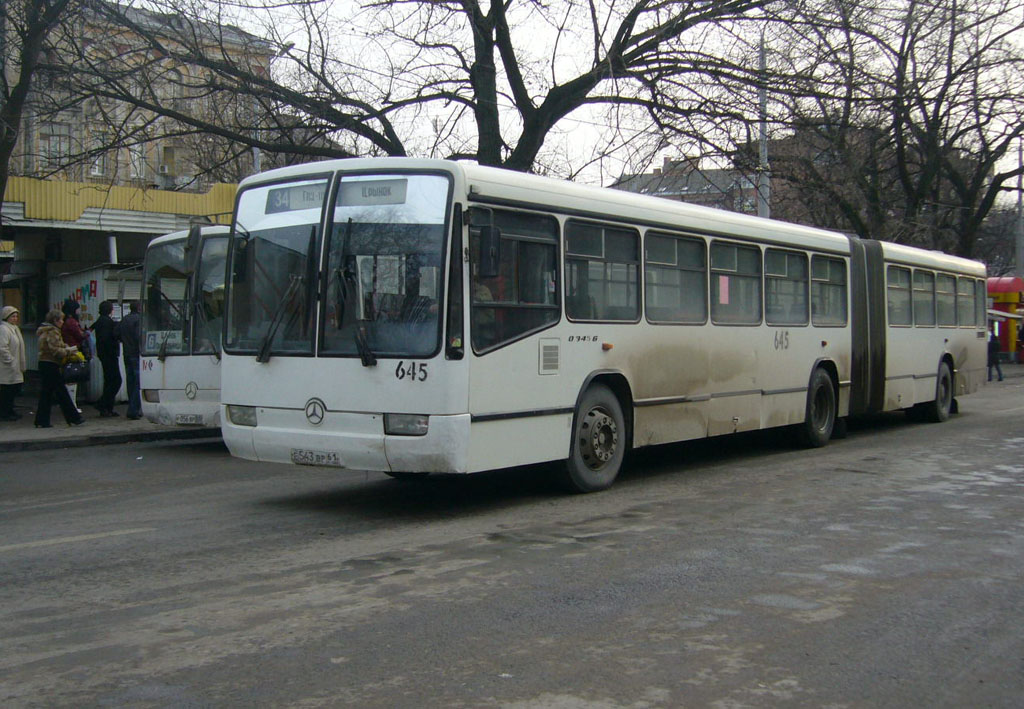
left=62, top=360, right=90, bottom=383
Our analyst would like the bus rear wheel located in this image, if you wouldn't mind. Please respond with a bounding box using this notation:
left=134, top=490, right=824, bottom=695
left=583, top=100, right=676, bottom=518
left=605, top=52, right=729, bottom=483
left=798, top=368, right=836, bottom=448
left=918, top=361, right=953, bottom=423
left=563, top=384, right=626, bottom=493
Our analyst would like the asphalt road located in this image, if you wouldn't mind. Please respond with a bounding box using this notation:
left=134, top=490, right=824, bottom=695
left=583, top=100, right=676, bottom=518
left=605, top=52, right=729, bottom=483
left=3, top=381, right=1024, bottom=708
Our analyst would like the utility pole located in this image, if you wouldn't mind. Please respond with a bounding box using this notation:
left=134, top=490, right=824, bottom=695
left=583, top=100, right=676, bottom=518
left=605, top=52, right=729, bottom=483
left=757, top=32, right=770, bottom=219
left=1017, top=140, right=1023, bottom=278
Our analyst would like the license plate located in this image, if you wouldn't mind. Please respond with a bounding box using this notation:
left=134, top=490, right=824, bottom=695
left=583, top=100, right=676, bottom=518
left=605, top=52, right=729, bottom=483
left=175, top=413, right=204, bottom=425
left=290, top=448, right=343, bottom=467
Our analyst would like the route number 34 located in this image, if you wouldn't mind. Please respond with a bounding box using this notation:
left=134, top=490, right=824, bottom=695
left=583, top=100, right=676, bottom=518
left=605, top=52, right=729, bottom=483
left=395, top=361, right=428, bottom=381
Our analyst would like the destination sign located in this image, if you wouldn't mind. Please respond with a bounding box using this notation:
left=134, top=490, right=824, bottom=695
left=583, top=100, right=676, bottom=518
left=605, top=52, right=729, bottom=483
left=338, top=179, right=408, bottom=207
left=266, top=181, right=327, bottom=214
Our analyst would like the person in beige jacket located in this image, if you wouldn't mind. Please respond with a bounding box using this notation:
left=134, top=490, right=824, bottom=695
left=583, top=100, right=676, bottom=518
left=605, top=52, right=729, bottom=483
left=34, top=309, right=85, bottom=428
left=0, top=305, right=26, bottom=420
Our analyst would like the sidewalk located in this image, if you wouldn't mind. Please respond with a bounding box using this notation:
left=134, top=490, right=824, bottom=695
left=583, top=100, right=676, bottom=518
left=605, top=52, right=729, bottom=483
left=0, top=390, right=220, bottom=453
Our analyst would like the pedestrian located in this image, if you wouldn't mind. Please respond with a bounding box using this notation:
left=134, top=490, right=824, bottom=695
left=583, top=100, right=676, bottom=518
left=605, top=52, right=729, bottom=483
left=34, top=309, right=85, bottom=428
left=988, top=330, right=1004, bottom=382
left=0, top=306, right=27, bottom=421
left=120, top=300, right=142, bottom=420
left=91, top=300, right=122, bottom=416
left=61, top=298, right=88, bottom=412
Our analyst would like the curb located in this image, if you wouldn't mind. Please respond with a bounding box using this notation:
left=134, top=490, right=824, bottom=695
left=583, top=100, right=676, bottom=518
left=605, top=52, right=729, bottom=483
left=0, top=427, right=222, bottom=453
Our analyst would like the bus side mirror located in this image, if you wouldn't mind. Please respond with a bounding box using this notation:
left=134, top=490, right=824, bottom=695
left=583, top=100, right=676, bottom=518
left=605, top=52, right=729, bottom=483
left=478, top=226, right=501, bottom=278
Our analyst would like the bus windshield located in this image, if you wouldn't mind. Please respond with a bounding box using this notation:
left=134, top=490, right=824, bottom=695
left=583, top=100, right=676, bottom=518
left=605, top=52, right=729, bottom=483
left=226, top=177, right=327, bottom=355
left=142, top=240, right=189, bottom=355
left=323, top=173, right=450, bottom=359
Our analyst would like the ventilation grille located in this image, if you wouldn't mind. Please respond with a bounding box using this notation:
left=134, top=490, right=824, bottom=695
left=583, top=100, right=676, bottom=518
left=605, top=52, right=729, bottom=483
left=539, top=338, right=559, bottom=375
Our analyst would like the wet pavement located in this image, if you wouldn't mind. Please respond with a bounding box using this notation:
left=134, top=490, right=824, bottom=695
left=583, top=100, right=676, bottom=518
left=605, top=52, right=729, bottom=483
left=0, top=391, right=219, bottom=452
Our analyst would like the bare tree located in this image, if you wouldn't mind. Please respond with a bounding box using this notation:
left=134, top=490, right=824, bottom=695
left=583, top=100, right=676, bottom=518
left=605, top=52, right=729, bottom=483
left=723, top=0, right=1024, bottom=259
left=0, top=0, right=80, bottom=229
left=39, top=0, right=774, bottom=182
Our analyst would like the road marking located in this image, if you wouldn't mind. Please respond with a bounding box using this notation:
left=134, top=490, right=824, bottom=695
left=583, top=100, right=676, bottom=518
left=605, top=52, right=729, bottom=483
left=0, top=528, right=156, bottom=553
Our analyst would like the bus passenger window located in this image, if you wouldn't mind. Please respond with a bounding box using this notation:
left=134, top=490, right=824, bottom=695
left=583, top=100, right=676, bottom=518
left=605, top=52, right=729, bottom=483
left=765, top=249, right=808, bottom=326
left=566, top=221, right=640, bottom=321
left=644, top=232, right=707, bottom=324
left=957, top=277, right=976, bottom=327
left=886, top=266, right=912, bottom=326
left=710, top=241, right=761, bottom=325
left=913, top=270, right=936, bottom=327
left=811, top=255, right=847, bottom=326
left=469, top=209, right=559, bottom=352
left=936, top=274, right=957, bottom=326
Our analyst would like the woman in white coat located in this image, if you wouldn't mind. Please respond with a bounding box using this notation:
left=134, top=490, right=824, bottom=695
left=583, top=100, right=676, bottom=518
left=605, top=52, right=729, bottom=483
left=0, top=305, right=27, bottom=420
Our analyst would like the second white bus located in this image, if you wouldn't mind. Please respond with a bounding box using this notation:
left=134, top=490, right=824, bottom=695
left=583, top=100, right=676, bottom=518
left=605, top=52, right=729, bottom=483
left=141, top=225, right=229, bottom=427
left=219, top=159, right=986, bottom=491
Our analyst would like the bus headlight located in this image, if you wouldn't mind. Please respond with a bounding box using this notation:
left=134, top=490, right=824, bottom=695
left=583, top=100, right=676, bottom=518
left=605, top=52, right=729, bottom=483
left=227, top=405, right=258, bottom=427
left=385, top=413, right=429, bottom=436
left=143, top=389, right=160, bottom=403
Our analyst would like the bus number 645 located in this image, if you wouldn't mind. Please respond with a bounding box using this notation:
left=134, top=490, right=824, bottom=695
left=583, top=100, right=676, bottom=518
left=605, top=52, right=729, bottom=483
left=395, top=361, right=428, bottom=381
left=774, top=330, right=790, bottom=350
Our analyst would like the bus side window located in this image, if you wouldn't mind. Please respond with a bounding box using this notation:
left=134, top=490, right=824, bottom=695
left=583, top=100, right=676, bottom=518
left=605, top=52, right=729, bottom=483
left=811, top=255, right=847, bottom=327
left=886, top=265, right=912, bottom=326
left=565, top=221, right=640, bottom=322
left=469, top=210, right=559, bottom=352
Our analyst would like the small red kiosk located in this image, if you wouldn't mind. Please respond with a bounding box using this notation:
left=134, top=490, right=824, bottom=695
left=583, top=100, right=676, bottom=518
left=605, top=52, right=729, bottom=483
left=988, top=276, right=1024, bottom=362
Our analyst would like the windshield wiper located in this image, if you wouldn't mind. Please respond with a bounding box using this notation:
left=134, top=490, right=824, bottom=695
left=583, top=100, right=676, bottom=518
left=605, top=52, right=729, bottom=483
left=256, top=274, right=304, bottom=363
left=193, top=300, right=221, bottom=361
left=354, top=325, right=377, bottom=367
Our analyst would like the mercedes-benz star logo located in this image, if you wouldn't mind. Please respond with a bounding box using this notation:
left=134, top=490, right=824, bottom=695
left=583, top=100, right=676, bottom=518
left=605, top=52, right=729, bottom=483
left=184, top=381, right=199, bottom=400
left=305, top=398, right=326, bottom=425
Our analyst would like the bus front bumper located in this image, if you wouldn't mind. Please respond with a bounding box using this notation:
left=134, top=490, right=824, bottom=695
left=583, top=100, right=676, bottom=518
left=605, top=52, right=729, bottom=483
left=221, top=407, right=470, bottom=474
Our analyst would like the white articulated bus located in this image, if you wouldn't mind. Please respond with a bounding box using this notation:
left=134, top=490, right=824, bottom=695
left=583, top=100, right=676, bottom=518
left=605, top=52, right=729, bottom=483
left=141, top=225, right=230, bottom=427
left=219, top=158, right=986, bottom=492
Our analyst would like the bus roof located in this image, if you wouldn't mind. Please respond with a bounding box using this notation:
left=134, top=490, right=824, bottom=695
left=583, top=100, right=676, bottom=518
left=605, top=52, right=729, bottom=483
left=235, top=158, right=983, bottom=269
left=146, top=225, right=231, bottom=249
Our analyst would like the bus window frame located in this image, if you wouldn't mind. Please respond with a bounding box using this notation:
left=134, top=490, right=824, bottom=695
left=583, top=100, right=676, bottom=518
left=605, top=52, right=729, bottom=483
left=810, top=254, right=848, bottom=328
left=886, top=265, right=913, bottom=328
left=764, top=247, right=810, bottom=328
left=643, top=230, right=708, bottom=326
left=564, top=219, right=642, bottom=323
left=709, top=239, right=762, bottom=327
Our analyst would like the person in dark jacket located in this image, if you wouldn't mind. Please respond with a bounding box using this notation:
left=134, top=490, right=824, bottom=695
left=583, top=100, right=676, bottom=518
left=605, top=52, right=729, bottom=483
left=92, top=300, right=122, bottom=416
left=61, top=298, right=88, bottom=412
left=988, top=331, right=1004, bottom=382
left=120, top=301, right=142, bottom=419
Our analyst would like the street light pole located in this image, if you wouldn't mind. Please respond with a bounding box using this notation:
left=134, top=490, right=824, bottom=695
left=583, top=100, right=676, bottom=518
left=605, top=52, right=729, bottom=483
left=757, top=31, right=770, bottom=219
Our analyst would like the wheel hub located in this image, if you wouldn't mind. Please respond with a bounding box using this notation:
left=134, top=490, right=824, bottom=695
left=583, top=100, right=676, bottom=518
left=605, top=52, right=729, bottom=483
left=581, top=409, right=618, bottom=468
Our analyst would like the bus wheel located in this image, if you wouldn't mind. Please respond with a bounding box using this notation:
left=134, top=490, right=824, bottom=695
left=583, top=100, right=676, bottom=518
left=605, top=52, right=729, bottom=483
left=799, top=368, right=836, bottom=448
left=563, top=384, right=626, bottom=493
left=922, top=361, right=953, bottom=423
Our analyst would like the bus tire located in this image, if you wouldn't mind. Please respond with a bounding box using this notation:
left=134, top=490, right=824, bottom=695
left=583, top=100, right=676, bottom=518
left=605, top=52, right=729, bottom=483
left=921, top=361, right=954, bottom=423
left=563, top=384, right=626, bottom=493
left=799, top=368, right=836, bottom=448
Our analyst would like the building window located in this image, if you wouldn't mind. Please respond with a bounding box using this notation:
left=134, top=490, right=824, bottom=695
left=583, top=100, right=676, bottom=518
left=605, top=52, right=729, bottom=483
left=129, top=144, right=146, bottom=178
left=38, top=123, right=72, bottom=170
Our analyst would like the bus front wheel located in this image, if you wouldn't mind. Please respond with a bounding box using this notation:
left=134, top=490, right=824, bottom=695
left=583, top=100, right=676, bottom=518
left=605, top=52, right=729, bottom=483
left=563, top=384, right=626, bottom=493
left=799, top=368, right=836, bottom=448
